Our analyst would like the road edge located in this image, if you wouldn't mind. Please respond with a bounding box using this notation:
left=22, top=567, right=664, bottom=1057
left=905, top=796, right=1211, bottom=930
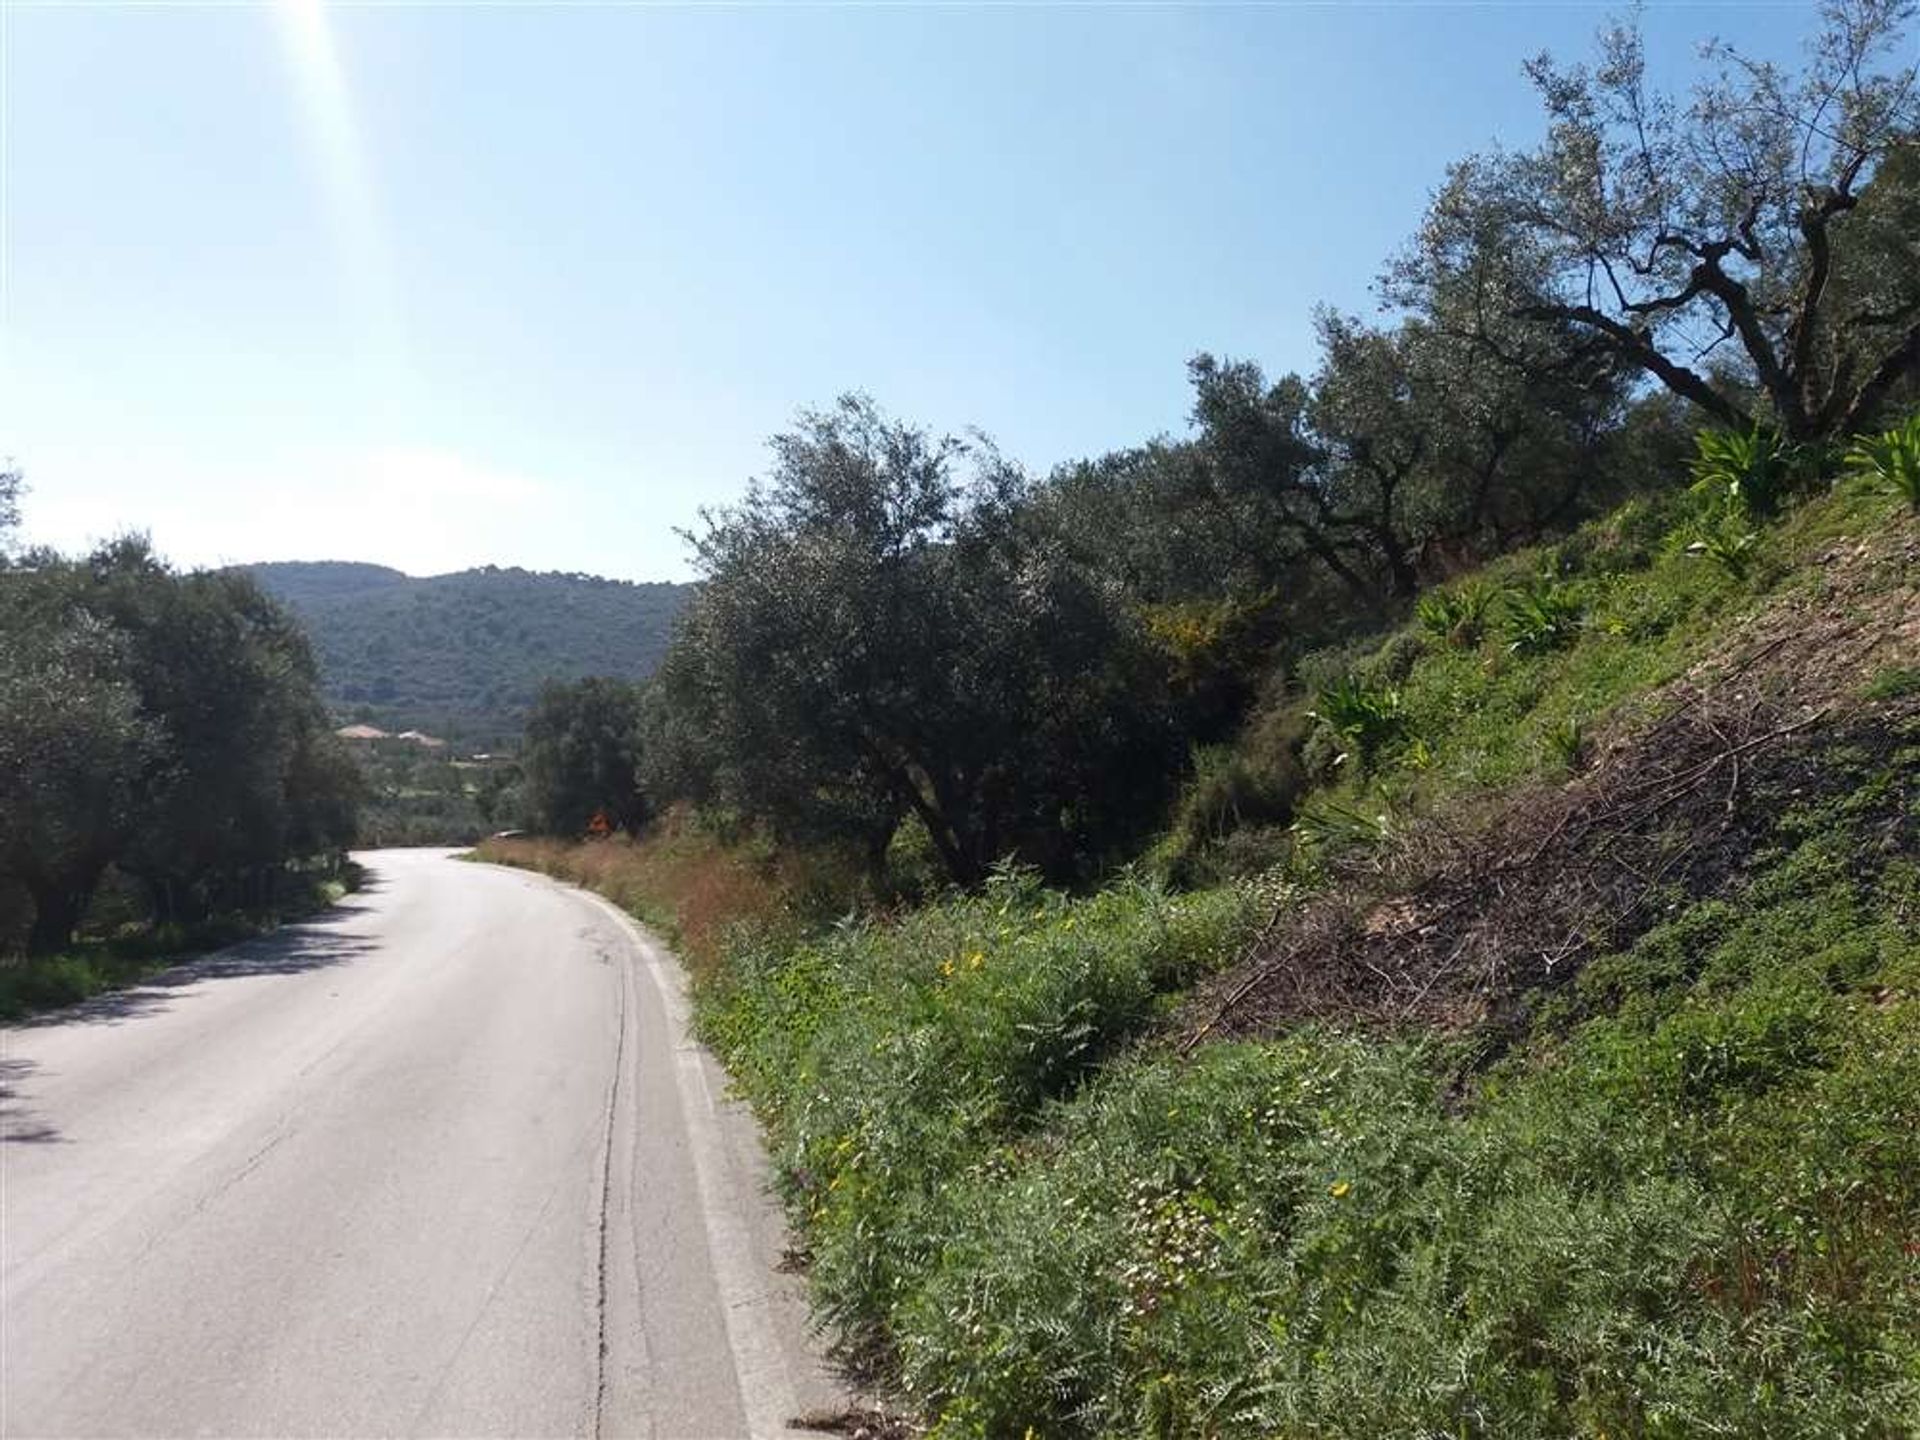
left=550, top=879, right=836, bottom=1439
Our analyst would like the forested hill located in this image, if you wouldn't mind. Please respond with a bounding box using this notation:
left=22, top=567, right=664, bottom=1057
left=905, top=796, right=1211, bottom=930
left=245, top=561, right=693, bottom=742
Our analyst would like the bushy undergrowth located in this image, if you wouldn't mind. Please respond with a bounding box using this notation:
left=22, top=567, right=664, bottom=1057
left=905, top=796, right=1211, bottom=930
left=676, top=478, right=1917, bottom=1436
left=704, top=762, right=1917, bottom=1437
left=699, top=871, right=1253, bottom=1355
left=475, top=817, right=860, bottom=978
left=494, top=473, right=1917, bottom=1436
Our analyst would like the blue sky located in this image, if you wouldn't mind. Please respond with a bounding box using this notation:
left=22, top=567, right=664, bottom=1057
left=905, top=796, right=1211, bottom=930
left=2, top=1, right=1822, bottom=582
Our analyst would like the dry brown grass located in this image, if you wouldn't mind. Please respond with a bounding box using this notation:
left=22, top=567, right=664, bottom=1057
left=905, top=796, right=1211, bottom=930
left=474, top=814, right=818, bottom=981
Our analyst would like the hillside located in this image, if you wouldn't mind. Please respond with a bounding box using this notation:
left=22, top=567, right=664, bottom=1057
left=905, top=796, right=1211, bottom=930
left=245, top=561, right=693, bottom=743
left=483, top=461, right=1920, bottom=1437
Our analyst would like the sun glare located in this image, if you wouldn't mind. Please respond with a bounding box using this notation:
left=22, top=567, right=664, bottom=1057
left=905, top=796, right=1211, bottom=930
left=273, top=0, right=408, bottom=403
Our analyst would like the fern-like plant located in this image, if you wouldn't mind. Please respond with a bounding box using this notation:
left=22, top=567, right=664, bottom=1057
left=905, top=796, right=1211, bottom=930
left=1844, top=413, right=1920, bottom=511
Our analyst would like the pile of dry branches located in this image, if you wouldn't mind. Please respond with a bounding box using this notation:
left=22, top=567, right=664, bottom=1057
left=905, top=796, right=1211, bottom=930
left=1183, top=675, right=1910, bottom=1049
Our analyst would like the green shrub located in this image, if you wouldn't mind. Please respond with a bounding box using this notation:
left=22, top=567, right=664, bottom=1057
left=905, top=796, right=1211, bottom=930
left=1157, top=740, right=1307, bottom=887
left=1289, top=797, right=1392, bottom=862
left=1308, top=675, right=1405, bottom=770
left=1689, top=423, right=1820, bottom=519
left=1681, top=499, right=1761, bottom=580
left=1415, top=579, right=1495, bottom=649
left=699, top=871, right=1253, bottom=1343
left=886, top=819, right=1920, bottom=1438
left=1500, top=576, right=1585, bottom=656
left=1845, top=412, right=1920, bottom=511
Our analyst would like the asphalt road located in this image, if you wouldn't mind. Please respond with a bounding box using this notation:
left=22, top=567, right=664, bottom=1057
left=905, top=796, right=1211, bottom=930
left=1, top=849, right=844, bottom=1439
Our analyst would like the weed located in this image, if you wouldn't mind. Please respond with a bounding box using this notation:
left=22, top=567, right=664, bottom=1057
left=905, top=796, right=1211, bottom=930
left=1683, top=500, right=1761, bottom=580
left=1864, top=665, right=1920, bottom=702
left=1289, top=798, right=1392, bottom=862
left=1543, top=713, right=1587, bottom=772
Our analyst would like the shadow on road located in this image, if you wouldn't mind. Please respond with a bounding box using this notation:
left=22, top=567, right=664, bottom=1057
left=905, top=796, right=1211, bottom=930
left=9, top=909, right=382, bottom=1033
left=1, top=1056, right=61, bottom=1144
left=2, top=901, right=386, bottom=1142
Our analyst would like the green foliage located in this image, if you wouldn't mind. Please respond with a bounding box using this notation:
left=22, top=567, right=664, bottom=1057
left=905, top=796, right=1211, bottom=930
left=1845, top=411, right=1920, bottom=510
left=698, top=872, right=1252, bottom=1344
left=350, top=743, right=506, bottom=847
left=0, top=541, right=360, bottom=952
left=701, top=743, right=1919, bottom=1438
left=1544, top=712, right=1587, bottom=772
left=0, top=599, right=154, bottom=952
left=1171, top=747, right=1295, bottom=850
left=1864, top=664, right=1920, bottom=702
left=1500, top=575, right=1584, bottom=656
left=1289, top=797, right=1392, bottom=862
left=1687, top=423, right=1817, bottom=520
left=1414, top=578, right=1494, bottom=648
left=1682, top=500, right=1762, bottom=581
left=1308, top=675, right=1404, bottom=768
left=1391, top=4, right=1919, bottom=444
left=0, top=860, right=361, bottom=1020
left=1173, top=470, right=1908, bottom=879
left=646, top=395, right=1180, bottom=887
left=249, top=561, right=692, bottom=744
left=522, top=676, right=647, bottom=836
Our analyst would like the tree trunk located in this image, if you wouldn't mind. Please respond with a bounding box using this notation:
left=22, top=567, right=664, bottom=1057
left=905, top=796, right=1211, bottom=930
left=25, top=878, right=93, bottom=956
left=1377, top=531, right=1420, bottom=600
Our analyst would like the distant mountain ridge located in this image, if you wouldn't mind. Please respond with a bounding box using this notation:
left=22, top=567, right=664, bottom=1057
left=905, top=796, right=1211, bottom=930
left=245, top=561, right=694, bottom=744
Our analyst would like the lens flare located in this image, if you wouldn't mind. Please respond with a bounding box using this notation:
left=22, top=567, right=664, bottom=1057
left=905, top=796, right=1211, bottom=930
left=274, top=0, right=409, bottom=406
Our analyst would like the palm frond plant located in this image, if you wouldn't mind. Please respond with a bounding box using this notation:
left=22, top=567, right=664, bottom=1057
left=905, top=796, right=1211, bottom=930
left=1502, top=577, right=1584, bottom=656
left=1844, top=413, right=1920, bottom=511
left=1415, top=579, right=1495, bottom=649
left=1688, top=423, right=1816, bottom=519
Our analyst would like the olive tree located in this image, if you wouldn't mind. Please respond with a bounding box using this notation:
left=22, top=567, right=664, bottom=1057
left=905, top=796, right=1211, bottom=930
left=1393, top=1, right=1919, bottom=440
left=0, top=588, right=154, bottom=952
left=649, top=395, right=1177, bottom=885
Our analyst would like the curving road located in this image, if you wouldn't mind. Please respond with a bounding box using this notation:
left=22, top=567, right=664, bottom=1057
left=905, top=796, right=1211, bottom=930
left=0, top=849, right=843, bottom=1438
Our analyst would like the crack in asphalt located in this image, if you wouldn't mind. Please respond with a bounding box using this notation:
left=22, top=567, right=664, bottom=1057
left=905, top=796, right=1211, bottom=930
left=590, top=940, right=631, bottom=1440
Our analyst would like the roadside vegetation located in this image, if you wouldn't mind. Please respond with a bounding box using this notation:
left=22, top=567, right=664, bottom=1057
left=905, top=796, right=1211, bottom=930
left=1, top=487, right=363, bottom=1010
left=493, top=6, right=1920, bottom=1433
left=0, top=862, right=363, bottom=1022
